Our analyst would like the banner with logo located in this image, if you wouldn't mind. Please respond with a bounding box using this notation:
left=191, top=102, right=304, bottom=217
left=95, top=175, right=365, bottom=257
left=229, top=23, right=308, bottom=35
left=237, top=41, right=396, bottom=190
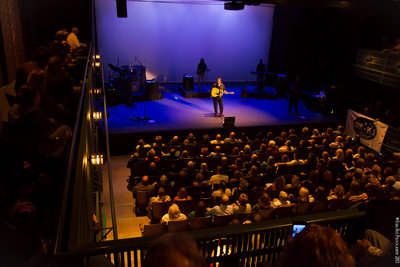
left=344, top=110, right=388, bottom=153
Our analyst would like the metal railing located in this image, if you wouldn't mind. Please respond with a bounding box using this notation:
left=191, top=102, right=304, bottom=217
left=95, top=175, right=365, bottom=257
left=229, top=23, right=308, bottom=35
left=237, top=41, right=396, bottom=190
left=55, top=208, right=365, bottom=266
left=54, top=44, right=118, bottom=259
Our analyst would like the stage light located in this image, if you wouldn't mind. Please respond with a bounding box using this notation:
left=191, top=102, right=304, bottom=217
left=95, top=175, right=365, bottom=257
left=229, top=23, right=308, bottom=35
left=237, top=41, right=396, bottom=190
left=95, top=55, right=101, bottom=60
left=91, top=154, right=104, bottom=165
left=93, top=112, right=103, bottom=120
left=95, top=62, right=101, bottom=67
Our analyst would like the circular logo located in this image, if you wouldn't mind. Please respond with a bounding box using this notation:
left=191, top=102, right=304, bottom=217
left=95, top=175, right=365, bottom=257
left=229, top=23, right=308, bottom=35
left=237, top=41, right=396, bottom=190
left=353, top=117, right=377, bottom=140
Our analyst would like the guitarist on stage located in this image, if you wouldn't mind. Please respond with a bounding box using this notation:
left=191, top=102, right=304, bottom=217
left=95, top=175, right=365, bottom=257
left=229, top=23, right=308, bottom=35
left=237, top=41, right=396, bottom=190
left=211, top=77, right=234, bottom=117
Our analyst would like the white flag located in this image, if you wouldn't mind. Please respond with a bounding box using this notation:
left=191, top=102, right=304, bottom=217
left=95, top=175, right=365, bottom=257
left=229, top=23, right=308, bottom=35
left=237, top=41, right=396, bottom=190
left=344, top=110, right=388, bottom=153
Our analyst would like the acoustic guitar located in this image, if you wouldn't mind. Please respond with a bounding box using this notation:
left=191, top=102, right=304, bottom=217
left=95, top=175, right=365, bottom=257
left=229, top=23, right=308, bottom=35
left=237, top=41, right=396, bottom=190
left=211, top=87, right=234, bottom=98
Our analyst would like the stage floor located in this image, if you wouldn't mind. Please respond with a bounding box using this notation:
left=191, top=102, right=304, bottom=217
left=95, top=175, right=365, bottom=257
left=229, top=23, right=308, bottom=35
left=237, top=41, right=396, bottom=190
left=103, top=84, right=339, bottom=134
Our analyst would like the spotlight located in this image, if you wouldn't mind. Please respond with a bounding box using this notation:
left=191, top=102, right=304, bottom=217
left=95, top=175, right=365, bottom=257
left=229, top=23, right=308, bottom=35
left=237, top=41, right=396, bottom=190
left=92, top=88, right=102, bottom=95
left=224, top=1, right=245, bottom=10
left=95, top=55, right=101, bottom=60
left=91, top=154, right=104, bottom=165
left=95, top=62, right=101, bottom=67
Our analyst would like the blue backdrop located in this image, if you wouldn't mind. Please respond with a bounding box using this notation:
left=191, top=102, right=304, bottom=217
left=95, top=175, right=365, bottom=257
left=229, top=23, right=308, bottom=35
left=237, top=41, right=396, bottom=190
left=95, top=0, right=274, bottom=82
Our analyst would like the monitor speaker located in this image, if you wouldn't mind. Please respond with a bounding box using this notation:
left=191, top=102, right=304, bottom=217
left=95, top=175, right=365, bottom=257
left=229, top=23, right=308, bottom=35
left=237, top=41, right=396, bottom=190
left=116, top=0, right=127, bottom=18
left=223, top=116, right=235, bottom=127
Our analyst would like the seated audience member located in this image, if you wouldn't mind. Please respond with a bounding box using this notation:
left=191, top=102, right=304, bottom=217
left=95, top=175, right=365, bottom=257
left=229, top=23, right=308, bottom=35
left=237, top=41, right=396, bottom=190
left=152, top=135, right=165, bottom=148
left=198, top=147, right=209, bottom=158
left=328, top=185, right=346, bottom=200
left=346, top=180, right=368, bottom=203
left=147, top=187, right=171, bottom=217
left=27, top=69, right=71, bottom=126
left=193, top=173, right=208, bottom=188
left=277, top=224, right=355, bottom=267
left=14, top=60, right=39, bottom=93
left=188, top=200, right=210, bottom=219
left=224, top=132, right=239, bottom=144
left=292, top=187, right=314, bottom=203
left=136, top=138, right=151, bottom=152
left=8, top=85, right=72, bottom=158
left=313, top=186, right=328, bottom=201
left=265, top=176, right=286, bottom=199
left=252, top=193, right=272, bottom=211
left=209, top=166, right=229, bottom=189
left=153, top=175, right=173, bottom=197
left=209, top=145, right=225, bottom=158
left=66, top=27, right=87, bottom=52
left=198, top=162, right=212, bottom=180
left=246, top=166, right=263, bottom=188
left=199, top=134, right=211, bottom=145
left=143, top=233, right=207, bottom=267
left=174, top=187, right=192, bottom=202
left=133, top=176, right=155, bottom=196
left=233, top=193, right=252, bottom=213
left=144, top=150, right=160, bottom=165
left=168, top=135, right=180, bottom=146
left=279, top=140, right=295, bottom=153
left=161, top=204, right=187, bottom=224
left=210, top=134, right=224, bottom=145
left=208, top=194, right=235, bottom=216
left=183, top=133, right=197, bottom=146
left=46, top=56, right=73, bottom=105
left=272, top=191, right=291, bottom=208
left=212, top=180, right=232, bottom=198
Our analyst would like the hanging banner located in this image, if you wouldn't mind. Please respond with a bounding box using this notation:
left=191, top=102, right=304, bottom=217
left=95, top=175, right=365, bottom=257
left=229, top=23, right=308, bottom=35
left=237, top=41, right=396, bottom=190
left=344, top=110, right=388, bottom=153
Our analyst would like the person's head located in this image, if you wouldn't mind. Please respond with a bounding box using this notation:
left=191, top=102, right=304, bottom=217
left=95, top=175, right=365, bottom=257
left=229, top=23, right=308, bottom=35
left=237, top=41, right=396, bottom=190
left=386, top=176, right=397, bottom=187
left=181, top=150, right=189, bottom=158
left=158, top=187, right=166, bottom=197
left=279, top=191, right=289, bottom=202
left=17, top=85, right=40, bottom=108
left=142, top=176, right=149, bottom=185
left=335, top=149, right=344, bottom=161
left=200, top=58, right=205, bottom=64
left=268, top=140, right=276, bottom=148
left=200, top=162, right=207, bottom=171
left=348, top=180, right=361, bottom=196
left=72, top=27, right=79, bottom=35
left=160, top=175, right=168, bottom=184
left=221, top=194, right=230, bottom=205
left=275, top=176, right=286, bottom=191
left=277, top=224, right=355, bottom=267
left=200, top=147, right=208, bottom=155
left=299, top=187, right=310, bottom=202
left=187, top=161, right=195, bottom=169
left=216, top=166, right=223, bottom=174
left=334, top=185, right=345, bottom=199
left=47, top=56, right=64, bottom=74
left=147, top=149, right=156, bottom=157
left=215, top=134, right=222, bottom=140
left=234, top=170, right=242, bottom=180
left=259, top=193, right=271, bottom=208
left=177, top=187, right=189, bottom=199
left=149, top=162, right=157, bottom=170
left=27, top=69, right=47, bottom=92
left=244, top=144, right=251, bottom=154
left=238, top=193, right=249, bottom=205
left=291, top=175, right=301, bottom=187
left=195, top=173, right=204, bottom=183
left=280, top=131, right=287, bottom=139
left=202, top=134, right=210, bottom=143
left=229, top=132, right=235, bottom=139
left=259, top=59, right=263, bottom=64
left=168, top=204, right=182, bottom=219
left=144, top=233, right=207, bottom=267
left=173, top=135, right=179, bottom=142
left=194, top=201, right=207, bottom=217
left=217, top=77, right=222, bottom=84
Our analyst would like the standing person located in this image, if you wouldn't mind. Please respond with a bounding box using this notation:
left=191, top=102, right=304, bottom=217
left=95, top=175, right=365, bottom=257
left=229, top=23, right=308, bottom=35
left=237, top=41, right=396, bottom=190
left=196, top=58, right=207, bottom=91
left=256, top=59, right=266, bottom=90
left=288, top=77, right=300, bottom=114
left=211, top=77, right=233, bottom=117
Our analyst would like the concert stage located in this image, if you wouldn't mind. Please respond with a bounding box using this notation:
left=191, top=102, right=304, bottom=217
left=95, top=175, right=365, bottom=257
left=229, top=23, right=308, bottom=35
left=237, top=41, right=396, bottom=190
left=102, top=83, right=339, bottom=133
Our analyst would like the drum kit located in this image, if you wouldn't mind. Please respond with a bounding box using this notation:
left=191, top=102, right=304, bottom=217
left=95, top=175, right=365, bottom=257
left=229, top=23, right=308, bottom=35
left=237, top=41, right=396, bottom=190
left=107, top=63, right=146, bottom=96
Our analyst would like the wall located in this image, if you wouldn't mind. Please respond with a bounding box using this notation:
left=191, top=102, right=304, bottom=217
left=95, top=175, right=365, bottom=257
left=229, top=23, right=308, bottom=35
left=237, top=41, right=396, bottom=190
left=95, top=0, right=274, bottom=82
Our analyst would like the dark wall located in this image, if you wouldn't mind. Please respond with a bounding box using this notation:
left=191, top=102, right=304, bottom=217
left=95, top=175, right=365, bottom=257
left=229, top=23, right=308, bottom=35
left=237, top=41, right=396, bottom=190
left=267, top=0, right=400, bottom=85
left=18, top=0, right=92, bottom=59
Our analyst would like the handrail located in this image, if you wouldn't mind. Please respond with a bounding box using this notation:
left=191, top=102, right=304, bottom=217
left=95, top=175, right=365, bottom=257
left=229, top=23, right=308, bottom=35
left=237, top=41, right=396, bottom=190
left=54, top=43, right=93, bottom=254
left=100, top=64, right=118, bottom=241
left=54, top=208, right=365, bottom=261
